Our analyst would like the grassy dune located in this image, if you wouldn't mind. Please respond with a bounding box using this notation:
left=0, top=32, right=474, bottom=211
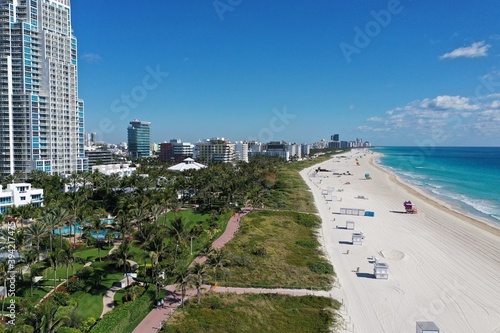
left=163, top=293, right=341, bottom=333
left=219, top=210, right=333, bottom=290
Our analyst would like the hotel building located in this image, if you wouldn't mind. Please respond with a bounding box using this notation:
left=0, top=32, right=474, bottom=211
left=127, top=119, right=151, bottom=160
left=0, top=0, right=87, bottom=178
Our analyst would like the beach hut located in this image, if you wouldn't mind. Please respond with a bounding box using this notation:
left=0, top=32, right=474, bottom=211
left=346, top=221, right=355, bottom=230
left=325, top=195, right=333, bottom=201
left=374, top=262, right=389, bottom=279
left=352, top=232, right=363, bottom=245
left=364, top=211, right=375, bottom=217
left=416, top=322, right=440, bottom=333
left=340, top=208, right=365, bottom=216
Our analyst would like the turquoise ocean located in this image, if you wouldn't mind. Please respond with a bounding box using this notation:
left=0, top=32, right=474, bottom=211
left=370, top=146, right=500, bottom=226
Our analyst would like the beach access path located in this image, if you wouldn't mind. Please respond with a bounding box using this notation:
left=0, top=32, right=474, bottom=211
left=301, top=149, right=500, bottom=333
left=132, top=208, right=248, bottom=333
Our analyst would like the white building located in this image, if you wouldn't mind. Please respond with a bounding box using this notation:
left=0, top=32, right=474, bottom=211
left=91, top=164, right=137, bottom=177
left=168, top=158, right=206, bottom=172
left=0, top=183, right=44, bottom=214
left=194, top=138, right=235, bottom=163
left=234, top=141, right=249, bottom=162
left=0, top=0, right=87, bottom=178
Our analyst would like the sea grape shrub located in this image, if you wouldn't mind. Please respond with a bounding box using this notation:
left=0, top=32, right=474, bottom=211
left=76, top=266, right=93, bottom=279
left=52, top=291, right=71, bottom=306
left=66, top=279, right=86, bottom=293
left=308, top=262, right=334, bottom=275
left=251, top=247, right=267, bottom=256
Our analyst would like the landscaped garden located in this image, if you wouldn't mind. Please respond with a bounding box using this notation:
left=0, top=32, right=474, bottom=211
left=0, top=151, right=345, bottom=332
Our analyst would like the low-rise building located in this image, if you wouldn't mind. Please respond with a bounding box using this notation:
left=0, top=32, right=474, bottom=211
left=0, top=183, right=44, bottom=214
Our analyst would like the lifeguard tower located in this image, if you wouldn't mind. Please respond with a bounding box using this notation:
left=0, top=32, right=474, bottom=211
left=404, top=200, right=418, bottom=214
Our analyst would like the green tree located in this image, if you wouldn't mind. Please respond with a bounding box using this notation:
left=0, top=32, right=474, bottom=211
left=26, top=222, right=48, bottom=262
left=189, top=262, right=207, bottom=304
left=174, top=266, right=192, bottom=308
left=113, top=242, right=132, bottom=286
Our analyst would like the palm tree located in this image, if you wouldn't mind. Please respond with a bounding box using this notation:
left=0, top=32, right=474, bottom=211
left=51, top=207, right=71, bottom=248
left=59, top=247, right=76, bottom=283
left=149, top=204, right=164, bottom=226
left=27, top=221, right=48, bottom=261
left=48, top=250, right=63, bottom=290
left=167, top=216, right=189, bottom=247
left=90, top=216, right=104, bottom=262
left=207, top=248, right=229, bottom=285
left=114, top=242, right=132, bottom=285
left=189, top=262, right=207, bottom=304
left=39, top=300, right=70, bottom=333
left=22, top=248, right=38, bottom=297
left=174, top=266, right=192, bottom=307
left=41, top=211, right=58, bottom=252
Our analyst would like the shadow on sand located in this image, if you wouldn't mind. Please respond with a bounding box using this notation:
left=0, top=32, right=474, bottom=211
left=356, top=272, right=375, bottom=279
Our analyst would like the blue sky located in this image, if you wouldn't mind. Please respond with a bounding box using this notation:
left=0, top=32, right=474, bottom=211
left=72, top=0, right=500, bottom=146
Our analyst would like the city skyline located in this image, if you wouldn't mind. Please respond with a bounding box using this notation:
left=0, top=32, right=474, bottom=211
left=73, top=1, right=500, bottom=146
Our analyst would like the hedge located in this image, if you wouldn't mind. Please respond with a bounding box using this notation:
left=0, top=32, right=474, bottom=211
left=89, top=289, right=154, bottom=333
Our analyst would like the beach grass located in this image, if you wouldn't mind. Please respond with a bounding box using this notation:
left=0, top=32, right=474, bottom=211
left=265, top=153, right=340, bottom=212
left=217, top=210, right=333, bottom=290
left=162, top=292, right=341, bottom=333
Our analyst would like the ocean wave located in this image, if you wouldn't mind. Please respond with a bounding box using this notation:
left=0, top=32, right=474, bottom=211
left=426, top=183, right=443, bottom=189
left=431, top=189, right=500, bottom=218
left=399, top=172, right=427, bottom=180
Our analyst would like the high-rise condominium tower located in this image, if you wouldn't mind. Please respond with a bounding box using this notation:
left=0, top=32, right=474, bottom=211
left=0, top=0, right=87, bottom=178
left=127, top=119, right=151, bottom=160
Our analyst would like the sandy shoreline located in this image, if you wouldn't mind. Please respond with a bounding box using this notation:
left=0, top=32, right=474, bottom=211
left=300, top=149, right=500, bottom=333
left=371, top=155, right=500, bottom=237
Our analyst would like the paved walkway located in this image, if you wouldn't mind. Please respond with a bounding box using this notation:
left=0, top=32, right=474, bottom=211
left=100, top=242, right=139, bottom=318
left=133, top=209, right=249, bottom=333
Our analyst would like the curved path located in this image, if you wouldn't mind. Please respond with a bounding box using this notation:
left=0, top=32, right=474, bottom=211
left=133, top=209, right=248, bottom=333
left=132, top=207, right=341, bottom=333
left=100, top=242, right=139, bottom=317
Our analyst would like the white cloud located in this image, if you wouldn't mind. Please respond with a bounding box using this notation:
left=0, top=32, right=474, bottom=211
left=419, top=95, right=478, bottom=111
left=489, top=100, right=500, bottom=109
left=439, top=41, right=491, bottom=59
left=360, top=94, right=500, bottom=140
left=82, top=53, right=102, bottom=63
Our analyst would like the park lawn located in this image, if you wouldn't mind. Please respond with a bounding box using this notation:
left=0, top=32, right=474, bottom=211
left=157, top=208, right=211, bottom=226
left=219, top=211, right=334, bottom=290
left=75, top=245, right=114, bottom=262
left=162, top=293, right=342, bottom=333
left=42, top=263, right=84, bottom=281
left=72, top=291, right=104, bottom=320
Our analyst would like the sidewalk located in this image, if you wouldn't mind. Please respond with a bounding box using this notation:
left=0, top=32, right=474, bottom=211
left=132, top=209, right=246, bottom=333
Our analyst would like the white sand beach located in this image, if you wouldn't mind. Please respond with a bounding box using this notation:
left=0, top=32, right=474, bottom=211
left=300, top=150, right=500, bottom=333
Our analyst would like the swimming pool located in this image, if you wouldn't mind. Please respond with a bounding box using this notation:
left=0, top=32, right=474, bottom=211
left=52, top=219, right=119, bottom=239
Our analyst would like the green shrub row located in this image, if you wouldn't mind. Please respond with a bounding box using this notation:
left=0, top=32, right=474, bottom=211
left=89, top=289, right=154, bottom=333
